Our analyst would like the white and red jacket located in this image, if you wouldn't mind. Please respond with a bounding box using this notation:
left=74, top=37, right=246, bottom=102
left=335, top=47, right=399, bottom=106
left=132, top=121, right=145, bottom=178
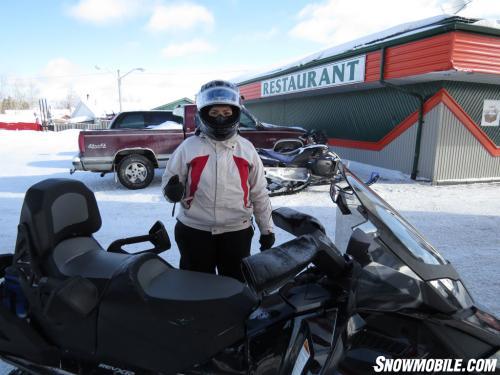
left=162, top=133, right=273, bottom=235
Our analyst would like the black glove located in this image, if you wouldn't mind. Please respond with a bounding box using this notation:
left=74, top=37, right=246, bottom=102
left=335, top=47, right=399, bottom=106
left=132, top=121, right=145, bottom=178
left=163, top=175, right=184, bottom=202
left=259, top=233, right=275, bottom=251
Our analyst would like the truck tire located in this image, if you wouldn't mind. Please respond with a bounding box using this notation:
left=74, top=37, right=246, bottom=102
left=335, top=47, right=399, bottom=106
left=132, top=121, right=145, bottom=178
left=117, top=154, right=154, bottom=189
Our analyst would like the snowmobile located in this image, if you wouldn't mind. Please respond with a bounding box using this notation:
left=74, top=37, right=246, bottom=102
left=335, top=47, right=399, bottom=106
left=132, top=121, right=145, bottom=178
left=258, top=143, right=342, bottom=196
left=0, top=165, right=499, bottom=375
left=269, top=129, right=329, bottom=153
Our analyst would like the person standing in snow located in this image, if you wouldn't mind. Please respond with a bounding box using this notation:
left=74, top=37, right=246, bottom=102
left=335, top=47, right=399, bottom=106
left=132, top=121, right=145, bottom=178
left=162, top=80, right=275, bottom=281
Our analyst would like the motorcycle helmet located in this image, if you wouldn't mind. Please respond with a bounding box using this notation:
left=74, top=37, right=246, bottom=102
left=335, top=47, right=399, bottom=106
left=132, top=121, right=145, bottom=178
left=196, top=80, right=241, bottom=140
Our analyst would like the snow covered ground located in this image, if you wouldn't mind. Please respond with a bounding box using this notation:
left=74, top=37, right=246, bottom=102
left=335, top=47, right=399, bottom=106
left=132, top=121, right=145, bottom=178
left=0, top=129, right=498, bottom=373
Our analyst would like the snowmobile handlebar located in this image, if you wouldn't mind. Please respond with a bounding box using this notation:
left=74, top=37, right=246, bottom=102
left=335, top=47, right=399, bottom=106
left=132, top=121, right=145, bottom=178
left=242, top=232, right=349, bottom=294
left=242, top=235, right=318, bottom=294
left=272, top=207, right=326, bottom=236
left=242, top=209, right=349, bottom=294
left=107, top=221, right=171, bottom=255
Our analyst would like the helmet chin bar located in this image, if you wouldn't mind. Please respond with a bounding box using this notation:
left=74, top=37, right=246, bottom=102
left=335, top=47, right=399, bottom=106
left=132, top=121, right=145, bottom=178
left=199, top=106, right=240, bottom=140
left=201, top=120, right=239, bottom=141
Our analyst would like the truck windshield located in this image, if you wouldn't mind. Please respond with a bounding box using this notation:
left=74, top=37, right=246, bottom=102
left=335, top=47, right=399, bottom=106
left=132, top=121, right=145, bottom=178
left=239, top=112, right=256, bottom=129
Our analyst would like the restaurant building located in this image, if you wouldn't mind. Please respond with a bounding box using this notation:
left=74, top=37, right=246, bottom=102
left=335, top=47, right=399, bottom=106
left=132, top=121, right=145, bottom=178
left=236, top=16, right=500, bottom=183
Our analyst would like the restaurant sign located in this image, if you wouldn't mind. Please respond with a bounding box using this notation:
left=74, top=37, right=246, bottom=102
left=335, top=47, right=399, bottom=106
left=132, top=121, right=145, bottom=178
left=261, top=55, right=366, bottom=97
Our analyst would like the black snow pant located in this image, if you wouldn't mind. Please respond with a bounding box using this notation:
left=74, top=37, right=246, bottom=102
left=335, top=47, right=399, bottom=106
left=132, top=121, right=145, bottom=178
left=174, top=220, right=254, bottom=282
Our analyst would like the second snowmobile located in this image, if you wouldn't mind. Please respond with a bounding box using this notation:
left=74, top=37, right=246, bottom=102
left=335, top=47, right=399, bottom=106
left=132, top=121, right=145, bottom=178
left=258, top=143, right=341, bottom=196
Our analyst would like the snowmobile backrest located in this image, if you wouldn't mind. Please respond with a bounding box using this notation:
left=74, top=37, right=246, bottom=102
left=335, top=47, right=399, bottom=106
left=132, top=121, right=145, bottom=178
left=16, top=178, right=101, bottom=257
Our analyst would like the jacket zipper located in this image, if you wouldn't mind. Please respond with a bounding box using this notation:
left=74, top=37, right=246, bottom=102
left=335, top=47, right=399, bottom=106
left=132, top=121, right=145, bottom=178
left=214, top=142, right=218, bottom=228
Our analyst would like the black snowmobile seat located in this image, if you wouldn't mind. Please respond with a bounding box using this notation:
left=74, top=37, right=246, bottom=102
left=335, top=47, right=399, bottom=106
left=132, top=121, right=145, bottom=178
left=136, top=257, right=255, bottom=301
left=15, top=178, right=132, bottom=280
left=260, top=148, right=301, bottom=164
left=52, top=237, right=134, bottom=279
left=97, top=255, right=258, bottom=373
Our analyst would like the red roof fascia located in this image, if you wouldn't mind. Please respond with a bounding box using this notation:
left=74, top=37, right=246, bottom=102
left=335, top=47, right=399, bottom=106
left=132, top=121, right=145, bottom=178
left=451, top=31, right=500, bottom=75
left=241, top=31, right=500, bottom=97
left=240, top=82, right=261, bottom=101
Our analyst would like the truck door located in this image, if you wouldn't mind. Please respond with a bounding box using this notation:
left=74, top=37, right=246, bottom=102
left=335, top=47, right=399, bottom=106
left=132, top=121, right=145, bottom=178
left=239, top=111, right=278, bottom=148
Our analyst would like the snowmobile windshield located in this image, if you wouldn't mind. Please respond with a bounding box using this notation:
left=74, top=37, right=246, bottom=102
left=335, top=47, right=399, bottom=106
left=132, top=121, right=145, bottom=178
left=344, top=171, right=446, bottom=266
left=334, top=166, right=474, bottom=312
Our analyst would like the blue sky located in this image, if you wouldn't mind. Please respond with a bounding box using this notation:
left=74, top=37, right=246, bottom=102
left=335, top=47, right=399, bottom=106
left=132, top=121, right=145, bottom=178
left=1, top=1, right=317, bottom=76
left=0, top=0, right=496, bottom=110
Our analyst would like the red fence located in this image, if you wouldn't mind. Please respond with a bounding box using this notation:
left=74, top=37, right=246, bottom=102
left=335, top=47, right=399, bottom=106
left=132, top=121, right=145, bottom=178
left=0, top=122, right=42, bottom=131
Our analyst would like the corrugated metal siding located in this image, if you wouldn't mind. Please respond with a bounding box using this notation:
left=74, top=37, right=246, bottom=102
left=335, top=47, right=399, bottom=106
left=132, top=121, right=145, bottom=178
left=240, top=82, right=261, bottom=100
left=365, top=51, right=381, bottom=82
left=444, top=81, right=500, bottom=146
left=367, top=31, right=500, bottom=82
left=434, top=105, right=500, bottom=183
left=248, top=100, right=286, bottom=125
left=384, top=33, right=454, bottom=79
left=331, top=105, right=442, bottom=179
left=246, top=82, right=442, bottom=141
left=452, top=31, right=500, bottom=75
left=416, top=104, right=442, bottom=179
left=333, top=122, right=418, bottom=175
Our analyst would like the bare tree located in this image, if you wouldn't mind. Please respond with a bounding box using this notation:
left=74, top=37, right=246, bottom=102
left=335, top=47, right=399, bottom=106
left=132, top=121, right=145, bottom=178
left=54, top=86, right=78, bottom=111
left=0, top=75, right=7, bottom=100
left=62, top=86, right=78, bottom=111
left=11, top=79, right=28, bottom=109
left=26, top=80, right=40, bottom=108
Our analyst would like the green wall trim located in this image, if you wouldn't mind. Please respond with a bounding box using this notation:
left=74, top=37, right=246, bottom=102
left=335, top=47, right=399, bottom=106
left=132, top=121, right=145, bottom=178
left=245, top=81, right=500, bottom=147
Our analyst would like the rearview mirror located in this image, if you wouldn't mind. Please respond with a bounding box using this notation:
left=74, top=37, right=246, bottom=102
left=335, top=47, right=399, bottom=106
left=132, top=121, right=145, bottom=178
left=365, top=172, right=380, bottom=186
left=330, top=183, right=351, bottom=215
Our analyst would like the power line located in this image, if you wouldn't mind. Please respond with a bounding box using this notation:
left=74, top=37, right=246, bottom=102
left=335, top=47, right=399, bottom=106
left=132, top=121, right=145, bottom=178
left=140, top=69, right=252, bottom=76
left=2, top=68, right=254, bottom=80
left=3, top=72, right=110, bottom=80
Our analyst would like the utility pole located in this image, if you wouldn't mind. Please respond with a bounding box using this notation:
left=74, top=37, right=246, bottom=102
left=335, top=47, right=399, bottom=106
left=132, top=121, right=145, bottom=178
left=117, top=69, right=122, bottom=113
left=95, top=66, right=144, bottom=112
left=116, top=68, right=144, bottom=112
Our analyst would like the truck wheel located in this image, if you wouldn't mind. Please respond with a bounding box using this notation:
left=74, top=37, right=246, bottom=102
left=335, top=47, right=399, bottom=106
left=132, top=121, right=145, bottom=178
left=117, top=154, right=154, bottom=189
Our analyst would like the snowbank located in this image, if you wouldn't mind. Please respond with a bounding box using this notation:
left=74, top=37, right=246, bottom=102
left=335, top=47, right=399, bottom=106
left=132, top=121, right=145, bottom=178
left=0, top=112, right=38, bottom=123
left=146, top=121, right=183, bottom=130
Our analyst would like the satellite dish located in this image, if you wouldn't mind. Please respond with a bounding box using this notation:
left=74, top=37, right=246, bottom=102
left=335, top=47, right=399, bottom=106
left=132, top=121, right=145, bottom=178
left=441, top=0, right=473, bottom=14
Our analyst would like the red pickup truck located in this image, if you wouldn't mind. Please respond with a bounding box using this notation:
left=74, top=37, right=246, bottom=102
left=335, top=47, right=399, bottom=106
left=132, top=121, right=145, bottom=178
left=72, top=105, right=321, bottom=189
